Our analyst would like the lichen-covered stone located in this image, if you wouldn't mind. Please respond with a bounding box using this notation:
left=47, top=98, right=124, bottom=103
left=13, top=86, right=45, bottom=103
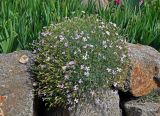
left=127, top=43, right=160, bottom=96
left=70, top=90, right=121, bottom=116
left=43, top=89, right=121, bottom=116
left=0, top=51, right=33, bottom=116
left=124, top=101, right=160, bottom=116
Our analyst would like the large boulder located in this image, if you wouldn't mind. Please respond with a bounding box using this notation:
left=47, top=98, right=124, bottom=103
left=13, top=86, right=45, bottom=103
left=127, top=43, right=160, bottom=96
left=124, top=101, right=160, bottom=116
left=43, top=90, right=121, bottom=116
left=0, top=51, right=34, bottom=116
left=70, top=90, right=121, bottom=116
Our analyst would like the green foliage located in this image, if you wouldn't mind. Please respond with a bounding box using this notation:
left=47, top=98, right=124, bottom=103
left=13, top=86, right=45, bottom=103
left=32, top=16, right=129, bottom=109
left=98, top=0, right=160, bottom=50
left=0, top=0, right=84, bottom=53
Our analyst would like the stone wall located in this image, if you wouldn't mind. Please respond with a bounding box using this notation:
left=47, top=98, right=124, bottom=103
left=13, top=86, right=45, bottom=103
left=0, top=51, right=33, bottom=116
left=0, top=43, right=160, bottom=116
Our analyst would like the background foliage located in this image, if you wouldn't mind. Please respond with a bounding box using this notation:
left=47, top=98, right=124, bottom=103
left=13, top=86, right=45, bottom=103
left=0, top=0, right=160, bottom=53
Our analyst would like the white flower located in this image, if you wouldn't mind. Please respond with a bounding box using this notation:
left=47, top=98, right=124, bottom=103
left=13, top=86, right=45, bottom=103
left=115, top=33, right=118, bottom=36
left=84, top=71, right=90, bottom=77
left=95, top=98, right=100, bottom=104
left=83, top=55, right=87, bottom=60
left=113, top=23, right=117, bottom=27
left=67, top=99, right=72, bottom=103
left=101, top=22, right=105, bottom=25
left=87, top=44, right=94, bottom=48
left=82, top=37, right=87, bottom=42
left=62, top=51, right=66, bottom=55
left=80, top=31, right=84, bottom=35
left=112, top=90, right=118, bottom=95
left=59, top=35, right=65, bottom=42
left=73, top=85, right=78, bottom=91
left=106, top=31, right=110, bottom=35
left=64, top=74, right=69, bottom=80
left=32, top=82, right=37, bottom=87
left=74, top=98, right=79, bottom=103
left=83, top=44, right=94, bottom=48
left=80, top=65, right=85, bottom=70
left=41, top=31, right=52, bottom=37
left=113, top=82, right=118, bottom=87
left=122, top=54, right=126, bottom=58
left=62, top=66, right=67, bottom=71
left=57, top=84, right=64, bottom=89
left=117, top=67, right=122, bottom=72
left=112, top=70, right=117, bottom=75
left=83, top=45, right=87, bottom=49
left=98, top=53, right=102, bottom=56
left=90, top=91, right=95, bottom=96
left=68, top=107, right=73, bottom=111
left=85, top=66, right=90, bottom=71
left=67, top=94, right=71, bottom=98
left=81, top=11, right=85, bottom=13
left=75, top=34, right=81, bottom=39
left=78, top=48, right=81, bottom=53
left=103, top=41, right=106, bottom=45
left=74, top=51, right=77, bottom=55
left=64, top=42, right=68, bottom=47
left=121, top=54, right=127, bottom=62
left=32, top=50, right=37, bottom=54
left=106, top=68, right=111, bottom=72
left=78, top=79, right=83, bottom=84
left=109, top=44, right=113, bottom=48
left=103, top=41, right=108, bottom=48
left=91, top=31, right=95, bottom=33
left=42, top=97, right=46, bottom=101
left=104, top=45, right=107, bottom=48
left=66, top=90, right=70, bottom=93
left=68, top=61, right=76, bottom=65
left=46, top=57, right=50, bottom=61
left=83, top=52, right=89, bottom=60
left=71, top=11, right=75, bottom=14
left=121, top=57, right=124, bottom=62
left=116, top=45, right=122, bottom=50
left=109, top=22, right=113, bottom=25
left=50, top=23, right=54, bottom=26
left=40, top=64, right=46, bottom=69
left=89, top=44, right=94, bottom=48
left=114, top=52, right=117, bottom=55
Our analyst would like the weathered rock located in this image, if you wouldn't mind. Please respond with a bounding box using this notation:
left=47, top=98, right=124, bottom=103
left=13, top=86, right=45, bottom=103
left=127, top=43, right=160, bottom=96
left=0, top=51, right=33, bottom=116
left=43, top=90, right=121, bottom=116
left=70, top=90, right=121, bottom=116
left=0, top=43, right=160, bottom=116
left=124, top=101, right=160, bottom=116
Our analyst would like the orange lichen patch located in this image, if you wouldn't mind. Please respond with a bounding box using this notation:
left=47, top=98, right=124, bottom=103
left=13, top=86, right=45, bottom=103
left=131, top=63, right=158, bottom=96
left=0, top=96, right=7, bottom=106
